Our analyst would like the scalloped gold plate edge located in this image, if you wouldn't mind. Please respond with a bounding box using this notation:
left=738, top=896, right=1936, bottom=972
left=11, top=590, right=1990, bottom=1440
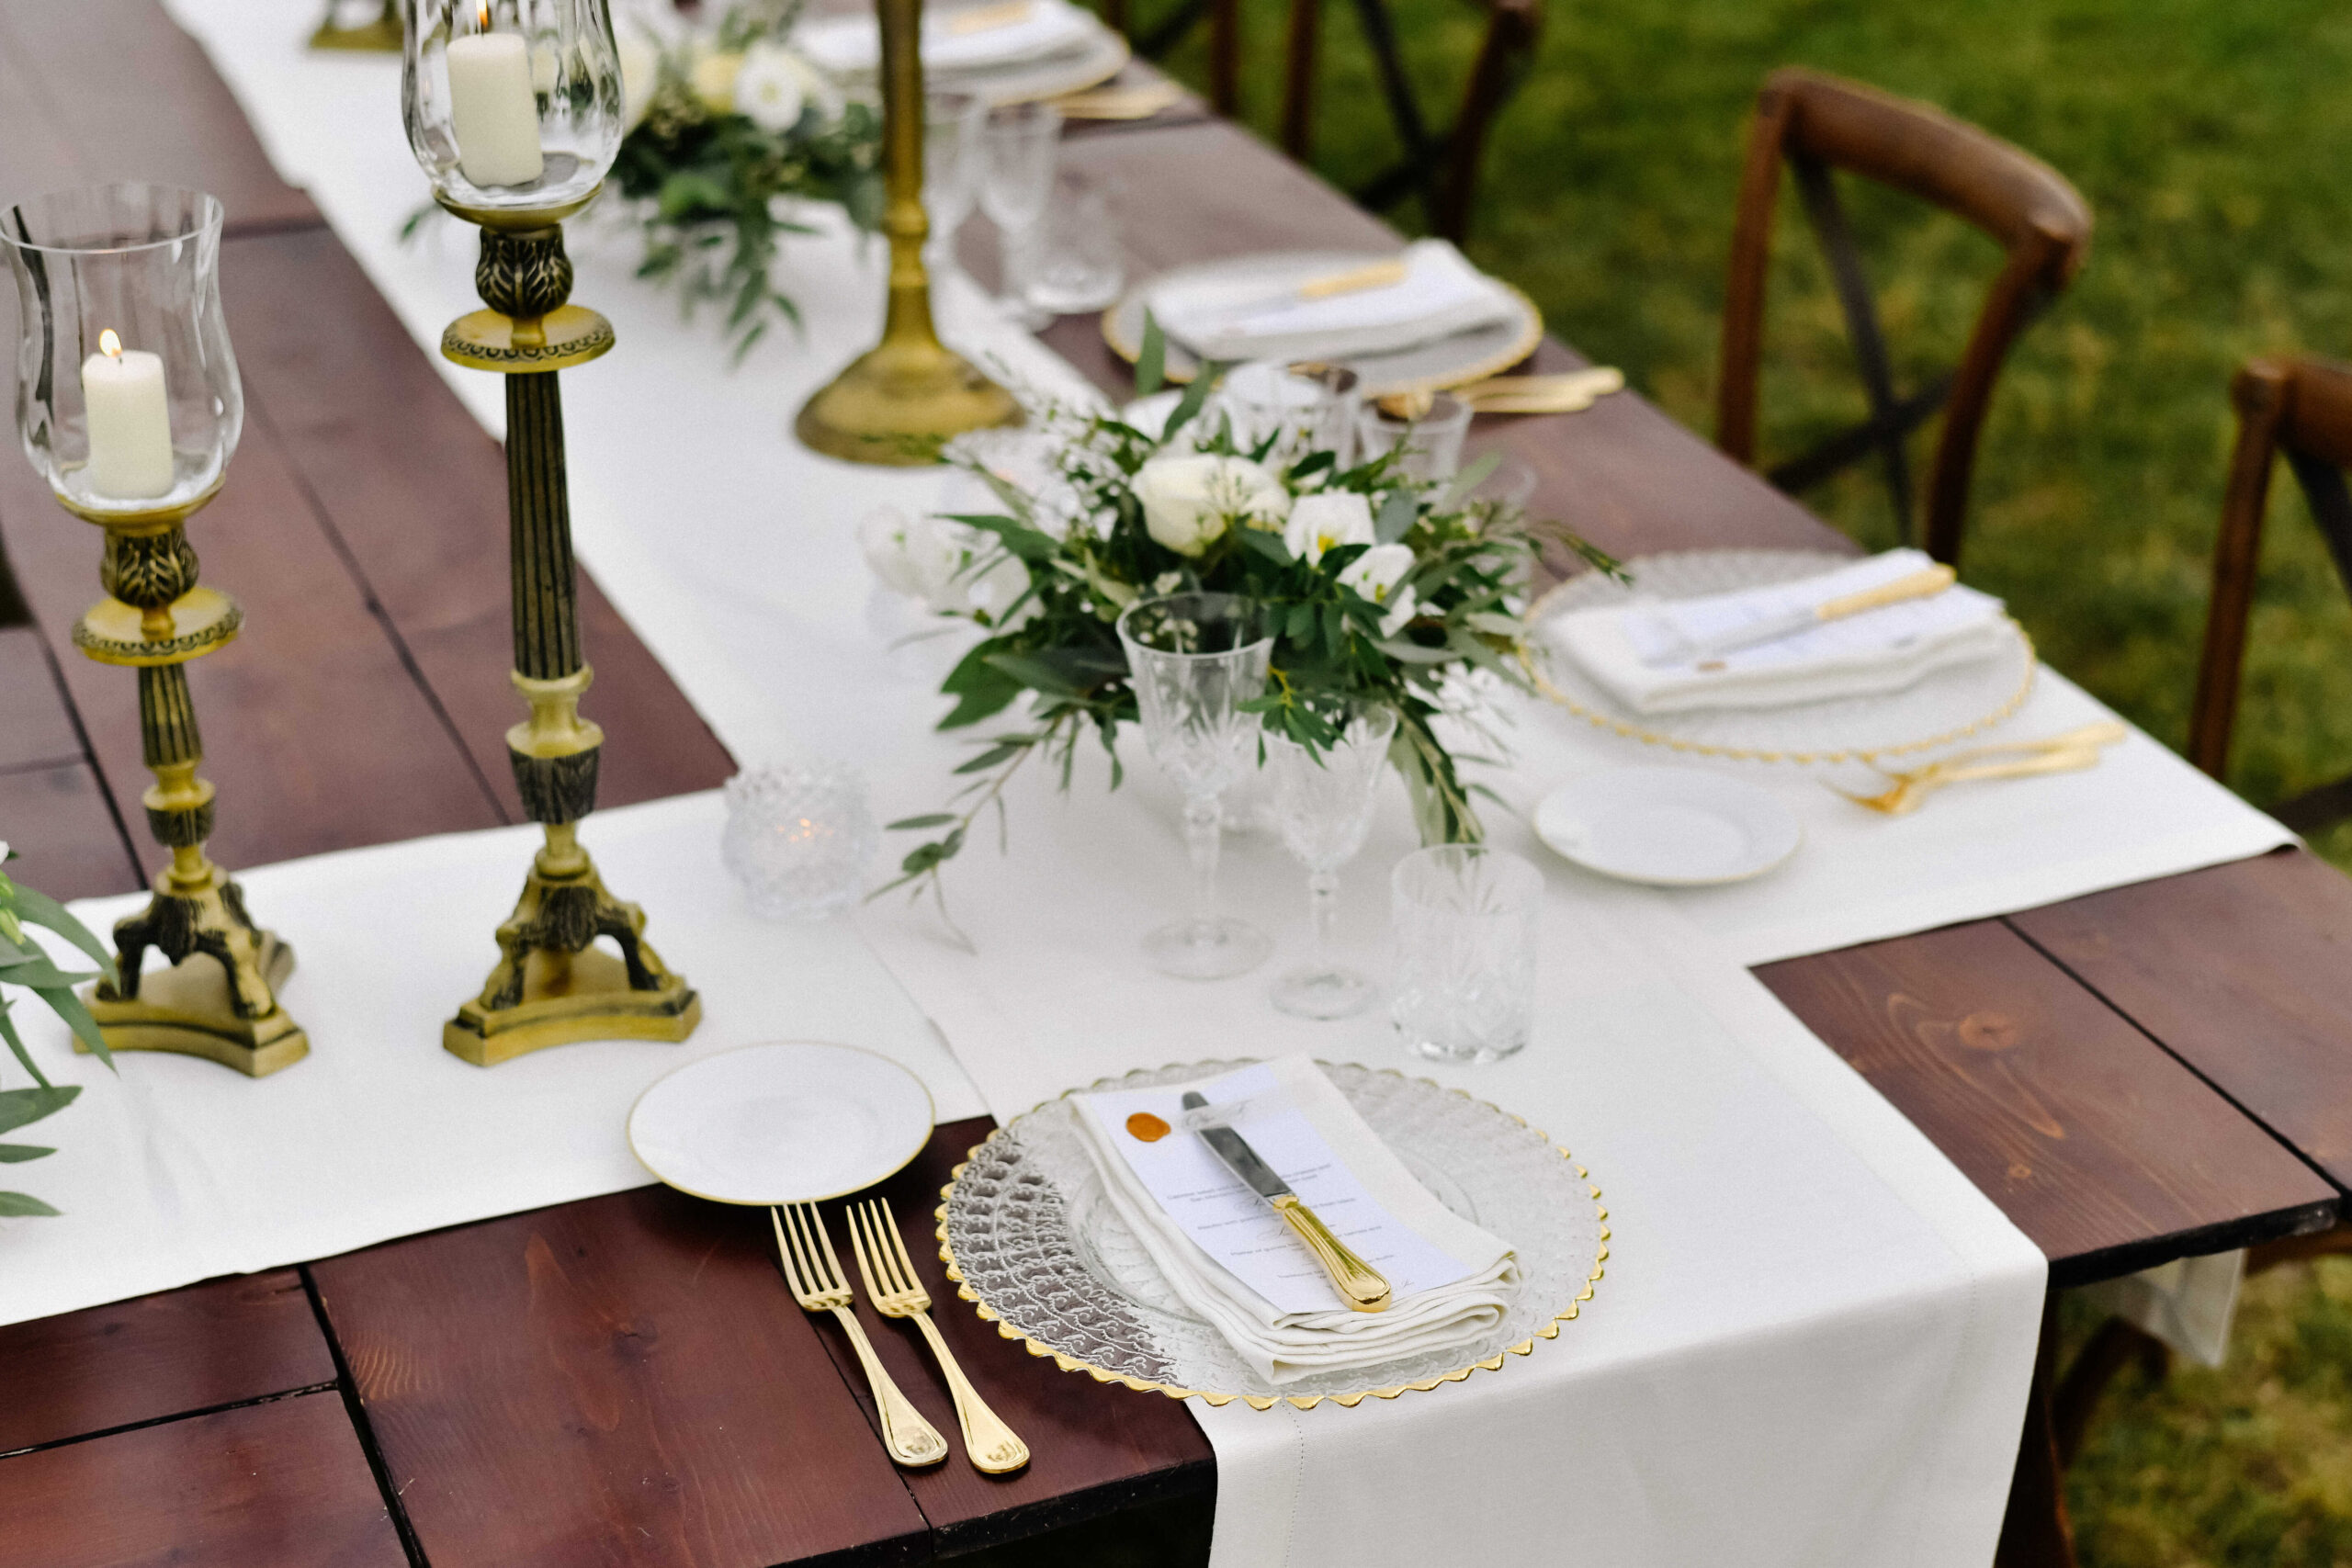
left=935, top=1058, right=1608, bottom=1412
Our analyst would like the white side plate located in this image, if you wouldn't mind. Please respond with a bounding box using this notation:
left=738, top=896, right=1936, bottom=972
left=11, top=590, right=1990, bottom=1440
left=628, top=1041, right=935, bottom=1204
left=1533, top=767, right=1803, bottom=886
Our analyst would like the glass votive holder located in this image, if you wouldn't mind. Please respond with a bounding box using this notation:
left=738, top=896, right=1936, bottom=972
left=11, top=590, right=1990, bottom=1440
left=1356, top=392, right=1472, bottom=482
left=1023, top=172, right=1125, bottom=316
left=1389, top=844, right=1541, bottom=1063
left=1215, top=361, right=1360, bottom=468
left=720, top=761, right=880, bottom=920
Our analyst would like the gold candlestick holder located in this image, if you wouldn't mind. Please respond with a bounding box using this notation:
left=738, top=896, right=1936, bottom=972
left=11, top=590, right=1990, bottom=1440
left=310, top=0, right=402, bottom=51
left=67, top=490, right=309, bottom=1077
left=435, top=197, right=700, bottom=1066
left=796, top=0, right=1022, bottom=465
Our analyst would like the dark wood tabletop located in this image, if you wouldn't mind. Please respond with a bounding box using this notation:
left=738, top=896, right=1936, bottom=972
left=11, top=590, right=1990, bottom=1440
left=1, top=6, right=2347, bottom=1568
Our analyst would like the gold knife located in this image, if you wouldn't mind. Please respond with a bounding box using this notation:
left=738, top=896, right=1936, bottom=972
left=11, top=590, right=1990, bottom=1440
left=1180, top=1090, right=1392, bottom=1313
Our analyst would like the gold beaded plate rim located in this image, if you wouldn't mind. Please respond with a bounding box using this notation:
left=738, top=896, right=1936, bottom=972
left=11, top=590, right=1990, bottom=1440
left=1099, top=258, right=1546, bottom=400
left=933, top=1059, right=1610, bottom=1412
left=1518, top=552, right=2040, bottom=766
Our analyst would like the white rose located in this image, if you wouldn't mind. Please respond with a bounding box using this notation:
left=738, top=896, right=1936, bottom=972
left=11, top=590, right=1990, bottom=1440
left=1283, top=490, right=1374, bottom=564
left=735, top=41, right=831, bottom=131
left=1133, top=454, right=1290, bottom=558
left=689, top=47, right=743, bottom=114
left=859, top=505, right=961, bottom=608
left=1337, top=542, right=1419, bottom=635
left=617, top=34, right=661, bottom=131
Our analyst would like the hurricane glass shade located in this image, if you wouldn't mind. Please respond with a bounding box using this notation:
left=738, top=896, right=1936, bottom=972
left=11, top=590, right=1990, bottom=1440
left=402, top=0, right=623, bottom=220
left=0, top=184, right=240, bottom=519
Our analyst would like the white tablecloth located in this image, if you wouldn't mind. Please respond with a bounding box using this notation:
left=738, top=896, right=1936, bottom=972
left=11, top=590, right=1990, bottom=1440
left=10, top=5, right=2111, bottom=1562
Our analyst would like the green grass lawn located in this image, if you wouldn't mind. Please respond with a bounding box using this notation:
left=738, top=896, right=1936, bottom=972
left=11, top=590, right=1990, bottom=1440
left=1143, top=1, right=2352, bottom=1559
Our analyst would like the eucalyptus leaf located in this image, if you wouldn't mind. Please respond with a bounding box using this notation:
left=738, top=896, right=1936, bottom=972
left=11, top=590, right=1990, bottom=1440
left=1436, top=451, right=1502, bottom=509
left=6, top=884, right=114, bottom=985
left=0, top=1144, right=52, bottom=1163
left=1374, top=488, right=1419, bottom=544
left=0, top=1191, right=61, bottom=1217
left=0, top=1085, right=79, bottom=1135
left=0, top=1001, right=46, bottom=1090
left=1136, top=310, right=1167, bottom=396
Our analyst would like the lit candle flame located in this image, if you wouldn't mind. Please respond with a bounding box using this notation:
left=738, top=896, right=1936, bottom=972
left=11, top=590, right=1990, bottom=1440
left=477, top=2, right=491, bottom=28
left=99, top=329, right=122, bottom=359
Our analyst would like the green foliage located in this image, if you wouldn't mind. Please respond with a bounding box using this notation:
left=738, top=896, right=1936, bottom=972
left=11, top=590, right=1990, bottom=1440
left=0, top=848, right=112, bottom=1217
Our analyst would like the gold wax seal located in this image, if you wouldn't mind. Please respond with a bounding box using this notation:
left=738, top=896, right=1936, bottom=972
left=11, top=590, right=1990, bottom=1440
left=1125, top=1111, right=1171, bottom=1143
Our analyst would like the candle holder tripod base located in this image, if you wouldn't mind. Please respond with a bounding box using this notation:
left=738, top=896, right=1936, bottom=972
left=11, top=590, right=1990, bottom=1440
left=86, top=874, right=306, bottom=1077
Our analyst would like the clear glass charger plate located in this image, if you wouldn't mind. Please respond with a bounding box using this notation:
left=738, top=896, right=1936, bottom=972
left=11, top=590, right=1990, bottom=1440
left=936, top=1060, right=1609, bottom=1410
left=1523, top=549, right=2039, bottom=765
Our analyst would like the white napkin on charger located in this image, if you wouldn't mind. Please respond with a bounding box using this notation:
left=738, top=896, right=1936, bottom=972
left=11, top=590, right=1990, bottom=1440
left=1147, top=239, right=1521, bottom=366
left=793, top=0, right=1098, bottom=74
left=1543, top=548, right=2012, bottom=716
left=1070, top=1055, right=1520, bottom=1384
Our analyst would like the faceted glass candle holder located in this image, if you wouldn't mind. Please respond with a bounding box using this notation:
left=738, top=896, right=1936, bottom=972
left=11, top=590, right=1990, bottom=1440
left=721, top=763, right=881, bottom=920
left=402, top=0, right=623, bottom=220
left=0, top=185, right=240, bottom=519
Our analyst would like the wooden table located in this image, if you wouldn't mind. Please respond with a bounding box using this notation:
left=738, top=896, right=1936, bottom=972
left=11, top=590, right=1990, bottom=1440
left=2, top=7, right=2347, bottom=1567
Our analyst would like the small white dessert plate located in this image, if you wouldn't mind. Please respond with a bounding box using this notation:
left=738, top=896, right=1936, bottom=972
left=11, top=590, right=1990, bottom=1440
left=628, top=1041, right=934, bottom=1204
left=1533, top=767, right=1803, bottom=886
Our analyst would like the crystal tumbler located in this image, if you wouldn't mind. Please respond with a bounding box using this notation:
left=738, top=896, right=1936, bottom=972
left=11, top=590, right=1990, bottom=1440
left=1390, top=844, right=1541, bottom=1062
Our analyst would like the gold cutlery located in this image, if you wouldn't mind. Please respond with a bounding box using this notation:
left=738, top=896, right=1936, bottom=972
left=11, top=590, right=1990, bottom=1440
left=848, top=1201, right=1031, bottom=1473
left=1679, top=564, right=1957, bottom=665
left=772, top=1203, right=949, bottom=1468
left=1834, top=723, right=2129, bottom=816
left=1377, top=367, right=1625, bottom=421
left=1055, top=78, right=1188, bottom=120
left=943, top=0, right=1033, bottom=35
left=1220, top=258, right=1414, bottom=324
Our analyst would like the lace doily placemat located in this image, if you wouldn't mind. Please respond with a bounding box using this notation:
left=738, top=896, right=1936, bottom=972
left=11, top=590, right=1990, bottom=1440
left=936, top=1060, right=1609, bottom=1410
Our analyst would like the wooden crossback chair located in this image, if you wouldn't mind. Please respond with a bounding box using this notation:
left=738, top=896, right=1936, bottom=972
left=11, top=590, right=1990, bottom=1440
left=1103, top=0, right=1542, bottom=243
left=2189, top=355, right=2352, bottom=829
left=1716, top=68, right=2093, bottom=569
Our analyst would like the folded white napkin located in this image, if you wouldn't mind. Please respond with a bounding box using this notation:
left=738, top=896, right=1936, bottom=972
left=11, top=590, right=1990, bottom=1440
left=1147, top=239, right=1521, bottom=366
left=793, top=0, right=1098, bottom=74
left=1070, top=1055, right=1519, bottom=1384
left=1543, top=548, right=2011, bottom=716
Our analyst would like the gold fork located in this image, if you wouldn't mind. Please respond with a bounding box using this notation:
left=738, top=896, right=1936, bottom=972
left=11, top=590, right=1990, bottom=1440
left=849, top=1201, right=1031, bottom=1474
left=1834, top=748, right=2106, bottom=816
left=771, top=1203, right=948, bottom=1468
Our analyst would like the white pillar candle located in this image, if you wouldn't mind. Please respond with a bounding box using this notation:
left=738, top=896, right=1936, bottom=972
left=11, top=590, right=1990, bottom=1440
left=80, top=331, right=175, bottom=501
left=447, top=31, right=544, bottom=188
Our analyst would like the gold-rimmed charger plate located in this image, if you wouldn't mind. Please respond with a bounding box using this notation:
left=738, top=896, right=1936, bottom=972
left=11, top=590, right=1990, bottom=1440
left=935, top=1059, right=1608, bottom=1410
left=1102, top=251, right=1545, bottom=399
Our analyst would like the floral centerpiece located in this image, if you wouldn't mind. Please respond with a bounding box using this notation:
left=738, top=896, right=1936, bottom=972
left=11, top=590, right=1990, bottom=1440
left=0, top=843, right=116, bottom=1217
left=864, top=344, right=1614, bottom=917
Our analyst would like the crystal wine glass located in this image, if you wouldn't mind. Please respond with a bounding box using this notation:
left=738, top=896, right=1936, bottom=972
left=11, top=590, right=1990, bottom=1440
left=1116, top=593, right=1274, bottom=979
left=923, top=89, right=986, bottom=278
left=401, top=0, right=626, bottom=220
left=1264, top=703, right=1398, bottom=1018
left=978, top=99, right=1062, bottom=322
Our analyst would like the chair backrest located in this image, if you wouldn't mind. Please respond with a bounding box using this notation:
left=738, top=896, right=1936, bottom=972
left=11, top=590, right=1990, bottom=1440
left=1715, top=67, right=2092, bottom=568
left=2188, top=355, right=2352, bottom=812
left=1115, top=0, right=1541, bottom=243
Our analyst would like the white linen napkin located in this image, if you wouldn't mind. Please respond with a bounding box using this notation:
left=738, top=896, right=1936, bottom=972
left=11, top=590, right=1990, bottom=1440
left=1069, top=1055, right=1519, bottom=1384
left=1543, top=548, right=2012, bottom=716
left=1146, top=239, right=1521, bottom=366
left=793, top=0, right=1098, bottom=74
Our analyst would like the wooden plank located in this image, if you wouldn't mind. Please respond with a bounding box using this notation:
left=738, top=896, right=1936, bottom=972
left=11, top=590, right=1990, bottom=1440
left=1755, top=919, right=2338, bottom=1285
left=0, top=1391, right=407, bottom=1568
left=0, top=1271, right=335, bottom=1455
left=219, top=227, right=738, bottom=820
left=309, top=1184, right=933, bottom=1568
left=0, top=0, right=320, bottom=236
left=1042, top=121, right=1849, bottom=561
left=0, top=761, right=140, bottom=901
left=808, top=1120, right=1216, bottom=1557
left=2007, top=849, right=2352, bottom=1194
left=0, top=626, right=84, bottom=773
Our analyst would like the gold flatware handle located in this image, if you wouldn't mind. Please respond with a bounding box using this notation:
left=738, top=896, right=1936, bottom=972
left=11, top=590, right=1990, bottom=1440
left=1846, top=748, right=2103, bottom=816
left=1273, top=1195, right=1392, bottom=1313
left=944, top=0, right=1033, bottom=35
left=1298, top=257, right=1409, bottom=300
left=910, top=1311, right=1030, bottom=1472
left=831, top=1306, right=949, bottom=1467
left=1924, top=720, right=2129, bottom=771
left=1454, top=367, right=1623, bottom=401
left=1813, top=564, right=1957, bottom=622
left=1055, top=81, right=1186, bottom=119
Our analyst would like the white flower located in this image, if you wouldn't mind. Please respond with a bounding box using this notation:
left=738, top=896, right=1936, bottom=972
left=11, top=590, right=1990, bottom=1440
left=618, top=34, right=662, bottom=131
left=1283, top=490, right=1375, bottom=564
left=859, top=505, right=962, bottom=608
left=1133, top=454, right=1290, bottom=557
left=689, top=47, right=743, bottom=114
left=1338, top=542, right=1419, bottom=635
left=0, top=840, right=10, bottom=863
left=734, top=41, right=833, bottom=131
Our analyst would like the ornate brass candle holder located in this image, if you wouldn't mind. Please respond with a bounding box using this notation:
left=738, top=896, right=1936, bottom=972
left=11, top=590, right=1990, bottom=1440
left=311, top=0, right=401, bottom=51
left=405, top=0, right=697, bottom=1065
left=0, top=185, right=307, bottom=1077
left=433, top=204, right=700, bottom=1066
left=796, top=0, right=1022, bottom=466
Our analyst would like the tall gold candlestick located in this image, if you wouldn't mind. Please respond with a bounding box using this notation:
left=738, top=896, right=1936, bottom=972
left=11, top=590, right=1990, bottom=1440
left=796, top=0, right=1022, bottom=465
